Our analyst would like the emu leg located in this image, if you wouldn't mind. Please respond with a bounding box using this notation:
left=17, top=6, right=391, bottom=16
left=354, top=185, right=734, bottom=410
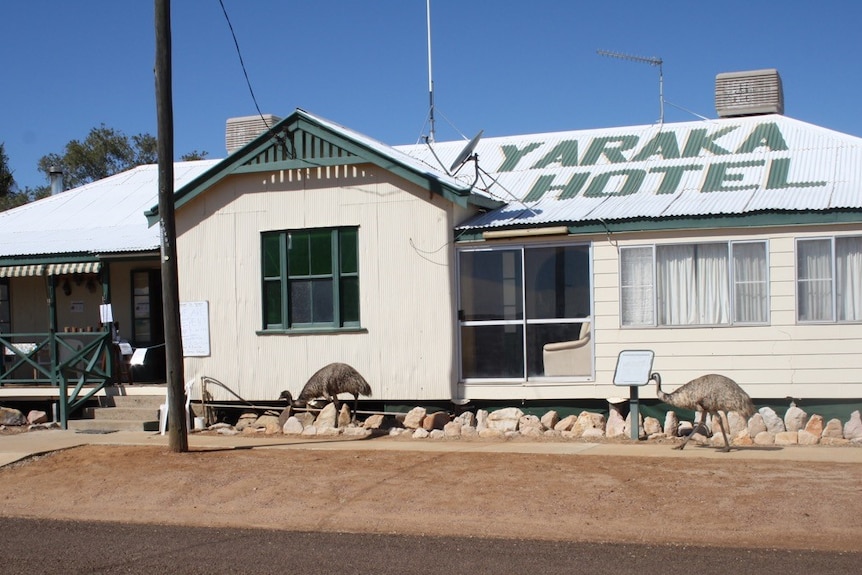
left=715, top=411, right=732, bottom=452
left=332, top=396, right=342, bottom=428
left=675, top=410, right=705, bottom=450
left=351, top=394, right=359, bottom=424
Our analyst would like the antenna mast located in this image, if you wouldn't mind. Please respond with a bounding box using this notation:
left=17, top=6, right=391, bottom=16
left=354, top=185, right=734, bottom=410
left=597, top=49, right=664, bottom=123
left=426, top=0, right=436, bottom=142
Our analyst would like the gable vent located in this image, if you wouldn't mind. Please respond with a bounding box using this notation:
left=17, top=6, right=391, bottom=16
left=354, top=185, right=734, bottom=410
left=715, top=69, right=784, bottom=118
left=225, top=114, right=281, bottom=154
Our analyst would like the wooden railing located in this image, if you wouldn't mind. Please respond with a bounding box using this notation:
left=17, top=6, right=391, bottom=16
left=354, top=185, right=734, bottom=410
left=0, top=331, right=114, bottom=427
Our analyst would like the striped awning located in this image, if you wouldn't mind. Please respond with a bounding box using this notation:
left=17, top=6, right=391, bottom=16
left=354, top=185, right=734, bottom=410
left=0, top=261, right=100, bottom=278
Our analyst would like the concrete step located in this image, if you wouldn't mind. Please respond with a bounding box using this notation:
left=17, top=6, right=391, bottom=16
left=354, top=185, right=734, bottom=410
left=84, top=406, right=160, bottom=421
left=101, top=395, right=164, bottom=409
left=67, top=418, right=159, bottom=433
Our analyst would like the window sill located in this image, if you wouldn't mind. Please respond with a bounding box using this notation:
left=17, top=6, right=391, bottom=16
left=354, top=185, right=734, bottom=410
left=256, top=327, right=367, bottom=336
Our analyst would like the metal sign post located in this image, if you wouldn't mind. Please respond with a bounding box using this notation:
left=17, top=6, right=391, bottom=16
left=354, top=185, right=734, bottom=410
left=613, top=350, right=655, bottom=440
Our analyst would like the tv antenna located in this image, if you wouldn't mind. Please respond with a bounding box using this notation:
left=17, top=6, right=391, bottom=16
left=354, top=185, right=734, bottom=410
left=425, top=0, right=436, bottom=143
left=597, top=49, right=664, bottom=123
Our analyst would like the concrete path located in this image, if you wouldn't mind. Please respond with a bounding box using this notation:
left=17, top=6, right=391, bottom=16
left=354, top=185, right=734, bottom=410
left=2, top=429, right=861, bottom=467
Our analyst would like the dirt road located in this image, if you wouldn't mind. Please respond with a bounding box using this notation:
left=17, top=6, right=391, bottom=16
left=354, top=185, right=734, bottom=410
left=1, top=441, right=860, bottom=552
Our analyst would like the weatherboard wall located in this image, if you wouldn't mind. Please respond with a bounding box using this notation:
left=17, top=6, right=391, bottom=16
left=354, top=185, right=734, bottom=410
left=175, top=164, right=469, bottom=403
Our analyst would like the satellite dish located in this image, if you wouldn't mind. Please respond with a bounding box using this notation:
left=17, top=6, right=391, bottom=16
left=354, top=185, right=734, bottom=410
left=449, top=130, right=484, bottom=174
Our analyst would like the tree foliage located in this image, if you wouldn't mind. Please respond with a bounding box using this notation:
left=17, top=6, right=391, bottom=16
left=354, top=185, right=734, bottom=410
left=36, top=125, right=207, bottom=190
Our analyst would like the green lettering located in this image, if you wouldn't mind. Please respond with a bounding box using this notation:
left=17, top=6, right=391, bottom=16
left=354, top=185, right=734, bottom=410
left=632, top=131, right=681, bottom=161
left=498, top=142, right=542, bottom=172
left=649, top=164, right=702, bottom=194
left=557, top=173, right=589, bottom=199
left=581, top=136, right=638, bottom=165
left=682, top=126, right=737, bottom=157
left=701, top=160, right=764, bottom=192
left=765, top=158, right=826, bottom=189
left=736, top=122, right=788, bottom=153
left=524, top=174, right=557, bottom=202
left=532, top=140, right=580, bottom=169
left=583, top=169, right=646, bottom=197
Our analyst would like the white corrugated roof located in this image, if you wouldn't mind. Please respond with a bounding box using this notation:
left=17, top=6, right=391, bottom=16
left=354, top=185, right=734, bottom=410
left=396, top=115, right=862, bottom=230
left=0, top=160, right=219, bottom=258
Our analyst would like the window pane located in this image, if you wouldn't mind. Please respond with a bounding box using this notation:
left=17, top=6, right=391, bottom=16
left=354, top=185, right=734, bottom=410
left=309, top=230, right=333, bottom=275
left=836, top=236, right=862, bottom=321
left=264, top=280, right=282, bottom=327
left=460, top=324, right=524, bottom=378
left=341, top=276, right=360, bottom=324
left=290, top=280, right=311, bottom=324
left=262, top=234, right=281, bottom=277
left=459, top=250, right=523, bottom=321
left=797, top=239, right=833, bottom=321
left=340, top=228, right=358, bottom=274
left=733, top=242, right=768, bottom=323
left=529, top=323, right=588, bottom=377
left=620, top=247, right=654, bottom=326
left=311, top=278, right=334, bottom=323
left=288, top=232, right=309, bottom=276
left=696, top=244, right=729, bottom=324
left=525, top=246, right=589, bottom=319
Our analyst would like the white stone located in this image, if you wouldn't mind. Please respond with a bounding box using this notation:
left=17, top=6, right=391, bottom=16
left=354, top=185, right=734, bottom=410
left=282, top=416, right=304, bottom=435
left=403, top=407, right=427, bottom=429
left=301, top=425, right=318, bottom=436
left=775, top=431, right=798, bottom=445
left=460, top=425, right=478, bottom=438
left=843, top=410, right=862, bottom=441
left=411, top=427, right=430, bottom=439
left=487, top=407, right=524, bottom=432
left=822, top=418, right=844, bottom=439
left=343, top=426, right=371, bottom=437
left=605, top=409, right=626, bottom=438
left=520, top=426, right=544, bottom=438
left=314, top=403, right=338, bottom=429
left=476, top=409, right=489, bottom=432
left=804, top=414, right=824, bottom=437
left=797, top=429, right=820, bottom=445
left=540, top=410, right=559, bottom=430
left=456, top=411, right=476, bottom=427
left=428, top=429, right=445, bottom=440
left=478, top=427, right=505, bottom=439
left=748, top=413, right=767, bottom=437
left=726, top=411, right=748, bottom=436
left=582, top=427, right=604, bottom=439
left=519, top=414, right=543, bottom=434
left=554, top=414, right=578, bottom=432
left=443, top=421, right=462, bottom=437
left=317, top=425, right=341, bottom=437
left=758, top=407, right=785, bottom=434
left=363, top=414, right=385, bottom=429
left=784, top=404, right=808, bottom=432
left=753, top=431, right=775, bottom=445
left=663, top=411, right=679, bottom=437
left=26, top=410, right=48, bottom=425
left=643, top=416, right=662, bottom=436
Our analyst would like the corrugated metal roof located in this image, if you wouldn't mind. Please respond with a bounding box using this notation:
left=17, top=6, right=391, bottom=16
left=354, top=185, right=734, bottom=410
left=0, top=160, right=220, bottom=259
left=396, top=115, right=862, bottom=231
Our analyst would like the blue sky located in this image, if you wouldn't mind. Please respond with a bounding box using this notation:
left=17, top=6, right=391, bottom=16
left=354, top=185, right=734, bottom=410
left=2, top=0, right=862, bottom=191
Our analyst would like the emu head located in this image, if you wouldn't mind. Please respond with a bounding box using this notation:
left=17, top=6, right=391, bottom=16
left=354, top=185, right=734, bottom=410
left=278, top=390, right=293, bottom=403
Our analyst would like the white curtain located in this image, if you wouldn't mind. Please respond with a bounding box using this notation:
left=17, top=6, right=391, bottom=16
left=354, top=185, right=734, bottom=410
left=657, top=245, right=697, bottom=325
left=696, top=244, right=729, bottom=324
left=620, top=247, right=654, bottom=326
left=837, top=237, right=862, bottom=321
left=733, top=242, right=768, bottom=323
left=797, top=239, right=833, bottom=321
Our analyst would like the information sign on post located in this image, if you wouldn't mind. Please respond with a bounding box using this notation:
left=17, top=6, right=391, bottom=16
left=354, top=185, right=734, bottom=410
left=613, top=350, right=655, bottom=440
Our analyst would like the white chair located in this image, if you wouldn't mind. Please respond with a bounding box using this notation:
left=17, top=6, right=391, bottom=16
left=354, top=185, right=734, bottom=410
left=542, top=322, right=592, bottom=376
left=159, top=378, right=195, bottom=435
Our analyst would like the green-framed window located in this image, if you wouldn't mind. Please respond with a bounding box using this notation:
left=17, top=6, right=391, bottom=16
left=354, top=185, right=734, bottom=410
left=0, top=278, right=10, bottom=334
left=262, top=227, right=360, bottom=331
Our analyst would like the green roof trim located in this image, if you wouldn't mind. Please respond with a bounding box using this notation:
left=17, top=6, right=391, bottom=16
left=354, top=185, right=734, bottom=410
left=454, top=209, right=862, bottom=242
left=145, top=109, right=500, bottom=225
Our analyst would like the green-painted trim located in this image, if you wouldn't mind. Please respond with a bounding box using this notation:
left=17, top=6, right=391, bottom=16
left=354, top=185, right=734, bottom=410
left=455, top=209, right=862, bottom=242
left=0, top=254, right=100, bottom=267
left=146, top=110, right=497, bottom=224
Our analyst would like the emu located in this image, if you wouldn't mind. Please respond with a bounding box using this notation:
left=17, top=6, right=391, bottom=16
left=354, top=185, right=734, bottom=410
left=279, top=362, right=372, bottom=426
left=652, top=372, right=755, bottom=452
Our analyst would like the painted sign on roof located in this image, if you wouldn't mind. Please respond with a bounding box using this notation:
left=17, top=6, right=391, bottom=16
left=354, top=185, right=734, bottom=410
left=397, top=114, right=862, bottom=230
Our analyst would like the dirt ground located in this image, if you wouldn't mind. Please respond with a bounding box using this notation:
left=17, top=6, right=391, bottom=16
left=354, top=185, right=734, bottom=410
left=0, top=436, right=860, bottom=552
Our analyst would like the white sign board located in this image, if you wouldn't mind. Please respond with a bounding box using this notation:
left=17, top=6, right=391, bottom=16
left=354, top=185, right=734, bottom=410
left=613, top=350, right=655, bottom=386
left=180, top=301, right=211, bottom=357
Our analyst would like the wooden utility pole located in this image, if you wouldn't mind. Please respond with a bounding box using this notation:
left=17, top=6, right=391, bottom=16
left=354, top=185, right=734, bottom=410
left=154, top=0, right=188, bottom=452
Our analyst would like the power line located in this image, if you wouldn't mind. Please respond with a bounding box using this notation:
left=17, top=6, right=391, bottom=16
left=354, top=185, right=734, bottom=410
left=218, top=0, right=270, bottom=129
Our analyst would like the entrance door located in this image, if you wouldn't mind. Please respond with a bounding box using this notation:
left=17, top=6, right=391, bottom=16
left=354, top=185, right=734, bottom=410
left=131, top=269, right=165, bottom=382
